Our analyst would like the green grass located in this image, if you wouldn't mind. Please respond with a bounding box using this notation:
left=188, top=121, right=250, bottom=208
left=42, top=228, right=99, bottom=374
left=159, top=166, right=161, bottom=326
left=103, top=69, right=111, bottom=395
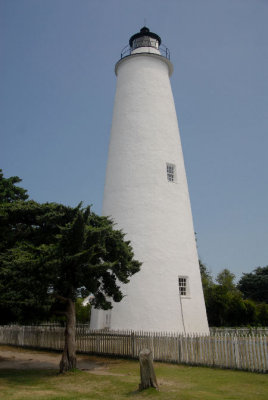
left=0, top=356, right=267, bottom=400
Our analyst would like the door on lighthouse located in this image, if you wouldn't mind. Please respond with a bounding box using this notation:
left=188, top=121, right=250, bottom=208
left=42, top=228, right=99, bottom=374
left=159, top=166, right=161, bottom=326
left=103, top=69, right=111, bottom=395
left=104, top=310, right=111, bottom=329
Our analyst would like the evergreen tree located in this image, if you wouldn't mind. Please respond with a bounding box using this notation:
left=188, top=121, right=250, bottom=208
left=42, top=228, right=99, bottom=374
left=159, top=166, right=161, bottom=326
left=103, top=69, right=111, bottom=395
left=238, top=266, right=268, bottom=303
left=0, top=169, right=28, bottom=203
left=216, top=268, right=236, bottom=291
left=0, top=201, right=141, bottom=372
left=199, top=264, right=262, bottom=327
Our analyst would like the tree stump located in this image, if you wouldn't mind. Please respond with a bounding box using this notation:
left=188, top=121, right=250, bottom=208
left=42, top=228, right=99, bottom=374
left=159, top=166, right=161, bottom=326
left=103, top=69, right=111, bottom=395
left=139, top=348, right=158, bottom=391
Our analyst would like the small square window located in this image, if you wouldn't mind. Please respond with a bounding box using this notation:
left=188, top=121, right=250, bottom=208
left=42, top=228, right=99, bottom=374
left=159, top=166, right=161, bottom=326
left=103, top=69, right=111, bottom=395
left=166, top=163, right=176, bottom=182
left=178, top=276, right=189, bottom=296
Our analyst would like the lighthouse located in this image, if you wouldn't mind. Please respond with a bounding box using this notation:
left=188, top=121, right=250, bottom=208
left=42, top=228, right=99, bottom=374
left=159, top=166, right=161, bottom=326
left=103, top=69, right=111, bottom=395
left=90, top=27, right=209, bottom=333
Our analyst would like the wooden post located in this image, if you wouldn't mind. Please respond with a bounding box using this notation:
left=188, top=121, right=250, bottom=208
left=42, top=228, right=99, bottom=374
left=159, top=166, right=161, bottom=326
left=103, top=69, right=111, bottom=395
left=131, top=331, right=135, bottom=358
left=139, top=348, right=158, bottom=391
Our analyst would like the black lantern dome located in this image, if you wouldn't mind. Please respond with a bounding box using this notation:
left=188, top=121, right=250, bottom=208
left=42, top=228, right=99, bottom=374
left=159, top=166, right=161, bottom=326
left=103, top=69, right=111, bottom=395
left=119, top=26, right=170, bottom=62
left=129, top=27, right=161, bottom=50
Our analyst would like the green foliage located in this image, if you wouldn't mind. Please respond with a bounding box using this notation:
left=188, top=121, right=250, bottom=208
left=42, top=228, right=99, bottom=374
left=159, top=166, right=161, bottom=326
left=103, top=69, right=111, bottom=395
left=216, top=268, right=236, bottom=291
left=199, top=260, right=213, bottom=290
left=0, top=201, right=78, bottom=323
left=0, top=200, right=141, bottom=324
left=50, top=206, right=141, bottom=309
left=256, top=303, right=268, bottom=325
left=75, top=298, right=91, bottom=323
left=0, top=170, right=141, bottom=371
left=238, top=266, right=268, bottom=303
left=0, top=169, right=28, bottom=203
left=199, top=262, right=267, bottom=327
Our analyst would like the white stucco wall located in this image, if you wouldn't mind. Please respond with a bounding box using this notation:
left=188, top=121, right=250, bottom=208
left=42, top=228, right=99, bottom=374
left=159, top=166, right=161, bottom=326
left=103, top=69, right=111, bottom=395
left=90, top=49, right=209, bottom=334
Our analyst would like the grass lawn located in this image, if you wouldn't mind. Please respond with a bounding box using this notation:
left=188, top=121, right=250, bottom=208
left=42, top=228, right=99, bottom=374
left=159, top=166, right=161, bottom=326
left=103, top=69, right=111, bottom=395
left=0, top=354, right=267, bottom=400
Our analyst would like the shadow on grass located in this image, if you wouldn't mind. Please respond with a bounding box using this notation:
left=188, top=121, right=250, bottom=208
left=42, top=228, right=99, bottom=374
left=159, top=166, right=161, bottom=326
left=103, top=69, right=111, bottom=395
left=126, top=387, right=160, bottom=397
left=0, top=369, right=58, bottom=384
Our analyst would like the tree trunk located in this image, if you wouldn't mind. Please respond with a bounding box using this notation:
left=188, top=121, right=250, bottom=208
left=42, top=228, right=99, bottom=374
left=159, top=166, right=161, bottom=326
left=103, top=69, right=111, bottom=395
left=139, top=348, right=158, bottom=391
left=59, top=299, right=77, bottom=373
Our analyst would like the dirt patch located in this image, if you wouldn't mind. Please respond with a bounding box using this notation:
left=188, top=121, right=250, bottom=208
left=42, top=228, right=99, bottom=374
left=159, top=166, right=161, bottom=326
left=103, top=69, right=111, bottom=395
left=89, top=370, right=126, bottom=376
left=0, top=345, right=102, bottom=371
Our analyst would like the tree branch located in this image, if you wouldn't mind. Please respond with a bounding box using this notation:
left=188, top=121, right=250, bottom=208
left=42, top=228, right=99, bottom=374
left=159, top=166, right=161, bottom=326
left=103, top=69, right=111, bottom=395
left=53, top=293, right=69, bottom=303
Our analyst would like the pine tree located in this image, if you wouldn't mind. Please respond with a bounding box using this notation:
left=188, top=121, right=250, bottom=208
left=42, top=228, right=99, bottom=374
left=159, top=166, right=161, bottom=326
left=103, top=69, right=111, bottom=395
left=0, top=201, right=141, bottom=372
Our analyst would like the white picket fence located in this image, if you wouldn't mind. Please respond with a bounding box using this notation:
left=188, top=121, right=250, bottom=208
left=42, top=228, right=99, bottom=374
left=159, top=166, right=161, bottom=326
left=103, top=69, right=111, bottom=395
left=210, top=327, right=268, bottom=335
left=0, top=325, right=267, bottom=373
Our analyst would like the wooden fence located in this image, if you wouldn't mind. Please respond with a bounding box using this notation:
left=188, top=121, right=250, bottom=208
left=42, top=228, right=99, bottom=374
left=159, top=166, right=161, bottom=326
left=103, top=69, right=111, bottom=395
left=0, top=325, right=267, bottom=373
left=210, top=327, right=268, bottom=335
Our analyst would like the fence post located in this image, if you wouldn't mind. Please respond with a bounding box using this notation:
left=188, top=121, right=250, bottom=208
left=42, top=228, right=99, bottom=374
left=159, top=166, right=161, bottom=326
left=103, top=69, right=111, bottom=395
left=233, top=335, right=240, bottom=369
left=131, top=331, right=135, bottom=358
left=263, top=334, right=268, bottom=372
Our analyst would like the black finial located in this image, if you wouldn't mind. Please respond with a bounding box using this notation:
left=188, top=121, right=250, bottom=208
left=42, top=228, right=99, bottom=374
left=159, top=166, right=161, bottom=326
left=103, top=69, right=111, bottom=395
left=140, top=26, right=149, bottom=34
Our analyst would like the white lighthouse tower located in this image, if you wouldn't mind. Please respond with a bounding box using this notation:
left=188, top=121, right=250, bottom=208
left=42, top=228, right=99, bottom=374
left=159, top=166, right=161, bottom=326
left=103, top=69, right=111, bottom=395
left=90, top=27, right=209, bottom=334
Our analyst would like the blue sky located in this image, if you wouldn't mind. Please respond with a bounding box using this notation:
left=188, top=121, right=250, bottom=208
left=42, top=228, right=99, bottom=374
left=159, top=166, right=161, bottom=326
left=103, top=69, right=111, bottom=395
left=1, top=0, right=267, bottom=280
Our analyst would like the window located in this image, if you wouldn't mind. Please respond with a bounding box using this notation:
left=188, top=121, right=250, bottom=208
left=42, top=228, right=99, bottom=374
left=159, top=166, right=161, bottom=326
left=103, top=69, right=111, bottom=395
left=133, top=37, right=158, bottom=49
left=167, top=163, right=176, bottom=182
left=178, top=276, right=189, bottom=296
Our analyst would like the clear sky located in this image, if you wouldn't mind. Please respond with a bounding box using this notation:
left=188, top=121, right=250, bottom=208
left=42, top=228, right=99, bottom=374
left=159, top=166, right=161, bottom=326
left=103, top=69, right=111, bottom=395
left=1, top=0, right=267, bottom=280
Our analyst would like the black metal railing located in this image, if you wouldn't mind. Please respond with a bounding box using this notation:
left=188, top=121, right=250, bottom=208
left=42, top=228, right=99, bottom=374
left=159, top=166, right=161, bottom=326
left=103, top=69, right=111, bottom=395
left=120, top=43, right=170, bottom=60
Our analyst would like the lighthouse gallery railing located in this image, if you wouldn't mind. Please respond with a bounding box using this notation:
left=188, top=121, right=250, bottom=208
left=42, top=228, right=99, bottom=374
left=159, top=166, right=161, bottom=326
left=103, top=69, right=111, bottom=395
left=120, top=43, right=170, bottom=60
